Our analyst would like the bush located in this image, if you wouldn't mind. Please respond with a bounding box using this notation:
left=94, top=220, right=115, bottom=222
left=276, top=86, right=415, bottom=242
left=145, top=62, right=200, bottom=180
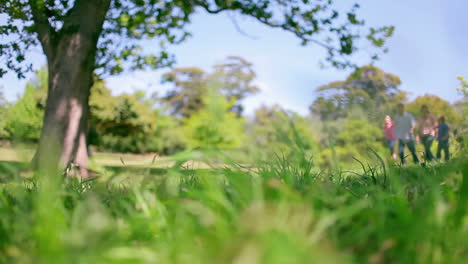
left=318, top=119, right=385, bottom=168
left=5, top=82, right=44, bottom=142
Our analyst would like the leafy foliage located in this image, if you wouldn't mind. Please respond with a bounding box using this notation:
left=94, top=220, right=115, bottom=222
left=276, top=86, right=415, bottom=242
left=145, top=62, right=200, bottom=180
left=182, top=84, right=245, bottom=150
left=1, top=0, right=394, bottom=79
left=0, top=88, right=9, bottom=138
left=3, top=68, right=184, bottom=154
left=406, top=95, right=463, bottom=125
left=89, top=81, right=156, bottom=153
left=246, top=104, right=319, bottom=160
left=318, top=119, right=384, bottom=168
left=310, top=65, right=404, bottom=122
left=454, top=76, right=468, bottom=149
left=4, top=69, right=46, bottom=142
left=458, top=76, right=468, bottom=97
left=89, top=80, right=185, bottom=154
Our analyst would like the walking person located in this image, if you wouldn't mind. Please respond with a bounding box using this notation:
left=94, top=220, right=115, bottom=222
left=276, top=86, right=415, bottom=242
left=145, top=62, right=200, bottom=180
left=394, top=103, right=420, bottom=164
left=436, top=115, right=450, bottom=161
left=416, top=104, right=437, bottom=162
left=383, top=115, right=397, bottom=160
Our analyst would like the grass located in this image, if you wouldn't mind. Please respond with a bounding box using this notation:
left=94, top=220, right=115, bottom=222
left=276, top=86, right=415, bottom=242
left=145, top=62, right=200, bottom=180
left=0, top=146, right=220, bottom=170
left=0, top=146, right=467, bottom=264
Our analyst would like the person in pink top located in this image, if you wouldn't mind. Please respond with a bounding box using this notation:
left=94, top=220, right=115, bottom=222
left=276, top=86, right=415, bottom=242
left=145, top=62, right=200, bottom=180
left=416, top=104, right=437, bottom=161
left=383, top=115, right=397, bottom=160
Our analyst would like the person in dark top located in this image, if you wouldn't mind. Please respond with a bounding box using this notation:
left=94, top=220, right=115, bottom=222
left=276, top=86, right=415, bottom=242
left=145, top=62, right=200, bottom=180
left=436, top=115, right=450, bottom=161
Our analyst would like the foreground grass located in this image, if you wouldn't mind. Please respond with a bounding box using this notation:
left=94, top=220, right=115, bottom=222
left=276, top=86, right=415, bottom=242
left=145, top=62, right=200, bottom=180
left=0, top=151, right=467, bottom=264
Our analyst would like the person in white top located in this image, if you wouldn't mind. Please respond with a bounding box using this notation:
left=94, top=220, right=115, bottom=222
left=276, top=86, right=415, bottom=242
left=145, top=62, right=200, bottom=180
left=393, top=103, right=420, bottom=164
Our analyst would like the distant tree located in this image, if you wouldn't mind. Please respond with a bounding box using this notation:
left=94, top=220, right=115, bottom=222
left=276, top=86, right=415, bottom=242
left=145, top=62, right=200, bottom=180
left=247, top=104, right=319, bottom=159
left=309, top=95, right=346, bottom=121
left=162, top=56, right=259, bottom=118
left=458, top=76, right=468, bottom=97
left=210, top=56, right=259, bottom=116
left=161, top=67, right=208, bottom=118
left=151, top=111, right=186, bottom=155
left=455, top=76, right=468, bottom=150
left=0, top=87, right=9, bottom=138
left=1, top=0, right=393, bottom=175
left=310, top=65, right=403, bottom=122
left=183, top=85, right=244, bottom=150
left=455, top=76, right=468, bottom=118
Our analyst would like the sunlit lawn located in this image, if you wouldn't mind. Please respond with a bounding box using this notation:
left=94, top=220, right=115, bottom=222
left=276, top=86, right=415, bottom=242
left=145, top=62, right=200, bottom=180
left=0, top=146, right=186, bottom=168
left=0, top=147, right=235, bottom=183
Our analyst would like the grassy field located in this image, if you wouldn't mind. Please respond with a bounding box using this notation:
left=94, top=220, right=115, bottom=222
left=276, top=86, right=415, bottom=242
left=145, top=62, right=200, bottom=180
left=0, top=147, right=173, bottom=167
left=0, top=146, right=219, bottom=171
left=0, top=147, right=467, bottom=264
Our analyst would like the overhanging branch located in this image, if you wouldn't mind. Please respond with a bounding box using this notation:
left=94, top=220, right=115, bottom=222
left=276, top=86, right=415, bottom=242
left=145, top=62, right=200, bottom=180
left=195, top=1, right=336, bottom=54
left=194, top=1, right=231, bottom=14
left=254, top=16, right=334, bottom=51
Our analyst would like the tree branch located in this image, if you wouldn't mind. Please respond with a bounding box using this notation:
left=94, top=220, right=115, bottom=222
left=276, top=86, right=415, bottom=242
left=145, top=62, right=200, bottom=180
left=254, top=16, right=334, bottom=51
left=60, top=0, right=111, bottom=39
left=29, top=0, right=55, bottom=57
left=195, top=1, right=335, bottom=53
left=194, top=1, right=231, bottom=14
left=227, top=12, right=258, bottom=40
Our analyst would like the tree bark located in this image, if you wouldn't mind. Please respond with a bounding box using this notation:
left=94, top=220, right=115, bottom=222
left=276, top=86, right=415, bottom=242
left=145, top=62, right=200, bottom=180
left=34, top=52, right=92, bottom=177
left=32, top=0, right=111, bottom=177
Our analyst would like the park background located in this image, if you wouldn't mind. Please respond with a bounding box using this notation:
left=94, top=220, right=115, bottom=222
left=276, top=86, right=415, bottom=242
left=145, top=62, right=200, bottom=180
left=1, top=0, right=468, bottom=263
left=1, top=0, right=467, bottom=168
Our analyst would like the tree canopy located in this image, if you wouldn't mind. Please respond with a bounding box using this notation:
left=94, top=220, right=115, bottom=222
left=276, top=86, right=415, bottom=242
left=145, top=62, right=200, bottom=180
left=406, top=94, right=463, bottom=126
left=1, top=0, right=394, bottom=78
left=162, top=56, right=259, bottom=118
left=310, top=65, right=405, bottom=122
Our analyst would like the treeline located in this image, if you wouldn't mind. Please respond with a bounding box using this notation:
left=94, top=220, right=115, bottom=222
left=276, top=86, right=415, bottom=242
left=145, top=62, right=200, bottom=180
left=0, top=58, right=466, bottom=167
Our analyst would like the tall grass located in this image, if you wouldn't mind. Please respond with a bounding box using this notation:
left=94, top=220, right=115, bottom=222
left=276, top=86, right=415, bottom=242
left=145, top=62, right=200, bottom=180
left=0, top=145, right=467, bottom=263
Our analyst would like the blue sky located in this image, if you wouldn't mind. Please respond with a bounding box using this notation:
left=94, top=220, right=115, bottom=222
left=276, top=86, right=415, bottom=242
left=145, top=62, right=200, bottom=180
left=1, top=0, right=467, bottom=116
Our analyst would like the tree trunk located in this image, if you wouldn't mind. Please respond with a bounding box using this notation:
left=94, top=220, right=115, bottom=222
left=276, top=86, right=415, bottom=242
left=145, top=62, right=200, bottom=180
left=32, top=0, right=111, bottom=177
left=34, top=41, right=93, bottom=177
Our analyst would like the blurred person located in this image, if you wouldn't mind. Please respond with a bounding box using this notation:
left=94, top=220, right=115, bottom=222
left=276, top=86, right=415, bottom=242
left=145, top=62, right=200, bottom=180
left=436, top=115, right=450, bottom=161
left=416, top=104, right=437, bottom=162
left=394, top=103, right=419, bottom=164
left=383, top=115, right=397, bottom=160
